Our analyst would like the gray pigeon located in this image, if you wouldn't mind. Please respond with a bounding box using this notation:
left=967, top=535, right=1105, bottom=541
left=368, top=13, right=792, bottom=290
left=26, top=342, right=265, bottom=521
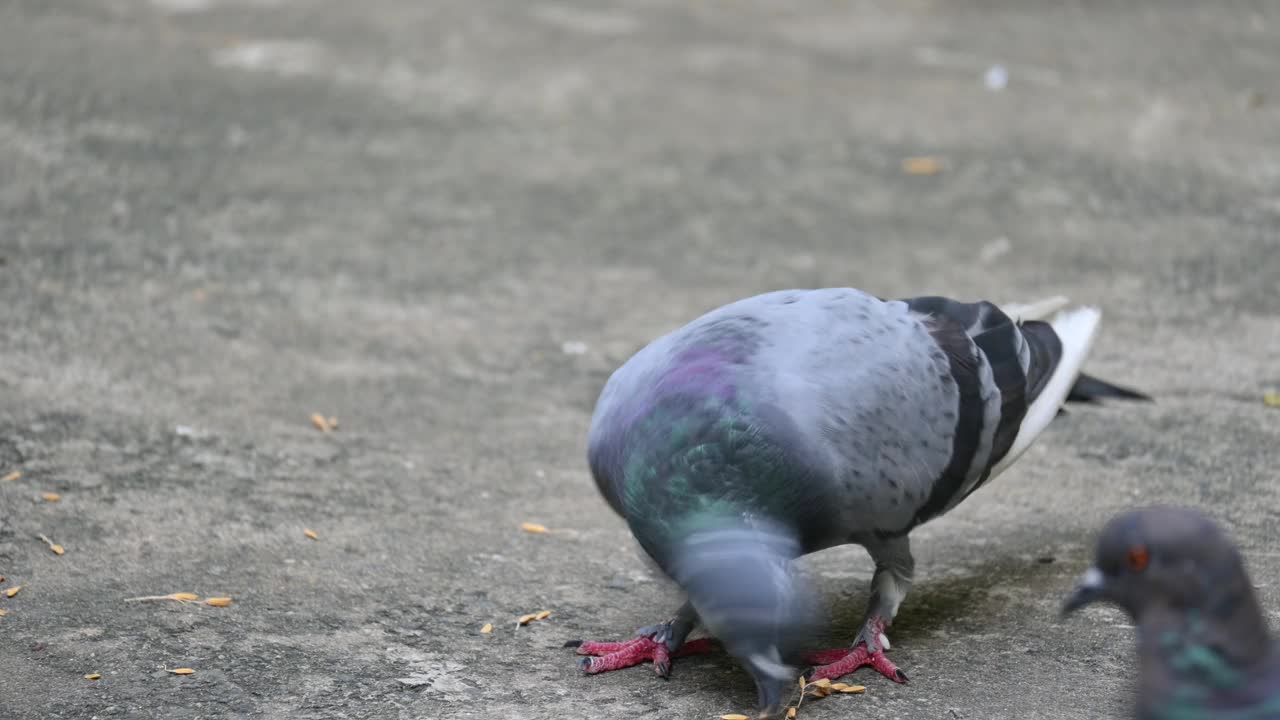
left=566, top=288, right=1148, bottom=719
left=1063, top=507, right=1280, bottom=720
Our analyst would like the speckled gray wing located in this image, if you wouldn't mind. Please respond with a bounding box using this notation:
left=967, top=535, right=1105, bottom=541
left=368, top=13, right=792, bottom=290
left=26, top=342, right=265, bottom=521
left=795, top=292, right=1072, bottom=543
left=769, top=292, right=964, bottom=542
left=897, top=296, right=1063, bottom=527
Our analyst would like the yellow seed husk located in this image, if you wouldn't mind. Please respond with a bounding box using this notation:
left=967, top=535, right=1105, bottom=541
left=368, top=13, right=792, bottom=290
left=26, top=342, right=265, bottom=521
left=480, top=623, right=493, bottom=634
left=2, top=471, right=21, bottom=482
left=303, top=529, right=319, bottom=540
left=85, top=673, right=101, bottom=680
left=517, top=614, right=537, bottom=625
left=534, top=610, right=552, bottom=620
left=205, top=597, right=233, bottom=607
left=902, top=156, right=943, bottom=175
left=171, top=593, right=199, bottom=602
left=41, top=492, right=61, bottom=502
left=520, top=522, right=548, bottom=534
left=806, top=681, right=832, bottom=698
left=720, top=715, right=750, bottom=720
left=310, top=413, right=332, bottom=432
left=787, top=709, right=798, bottom=719
left=5, top=586, right=22, bottom=598
left=170, top=668, right=195, bottom=675
left=0, top=608, right=7, bottom=616
left=839, top=685, right=866, bottom=694
left=38, top=534, right=61, bottom=554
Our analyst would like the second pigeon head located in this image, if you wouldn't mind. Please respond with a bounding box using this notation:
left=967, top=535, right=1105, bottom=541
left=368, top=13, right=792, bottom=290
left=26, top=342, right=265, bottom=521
left=1062, top=506, right=1256, bottom=621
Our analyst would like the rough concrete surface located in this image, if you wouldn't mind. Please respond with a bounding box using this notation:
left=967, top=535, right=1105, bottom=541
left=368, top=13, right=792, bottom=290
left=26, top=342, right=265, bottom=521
left=1, top=0, right=1279, bottom=718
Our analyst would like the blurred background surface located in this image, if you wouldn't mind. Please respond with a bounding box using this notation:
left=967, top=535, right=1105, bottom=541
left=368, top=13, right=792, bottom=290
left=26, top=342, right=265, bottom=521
left=1, top=1, right=1278, bottom=718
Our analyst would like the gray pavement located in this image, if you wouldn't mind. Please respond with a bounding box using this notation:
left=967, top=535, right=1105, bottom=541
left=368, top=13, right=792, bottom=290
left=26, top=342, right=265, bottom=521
left=2, top=1, right=1279, bottom=718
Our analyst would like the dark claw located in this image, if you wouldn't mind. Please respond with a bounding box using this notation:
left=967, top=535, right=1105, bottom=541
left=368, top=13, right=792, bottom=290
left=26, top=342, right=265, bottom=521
left=653, top=661, right=671, bottom=679
left=895, top=669, right=910, bottom=684
left=563, top=639, right=583, bottom=648
left=578, top=657, right=594, bottom=672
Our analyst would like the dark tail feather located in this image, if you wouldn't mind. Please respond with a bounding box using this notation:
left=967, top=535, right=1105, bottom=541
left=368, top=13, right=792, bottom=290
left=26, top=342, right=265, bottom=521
left=1066, top=372, right=1152, bottom=404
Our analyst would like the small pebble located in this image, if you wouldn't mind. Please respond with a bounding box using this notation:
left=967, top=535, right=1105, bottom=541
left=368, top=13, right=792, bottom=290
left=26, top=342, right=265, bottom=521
left=984, top=64, right=1009, bottom=91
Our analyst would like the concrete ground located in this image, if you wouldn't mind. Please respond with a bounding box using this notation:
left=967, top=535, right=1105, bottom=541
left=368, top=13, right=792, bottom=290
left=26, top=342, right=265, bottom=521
left=2, top=1, right=1279, bottom=718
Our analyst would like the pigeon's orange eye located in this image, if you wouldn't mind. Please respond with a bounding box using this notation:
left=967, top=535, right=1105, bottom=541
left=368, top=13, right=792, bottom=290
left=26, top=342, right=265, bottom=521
left=1127, top=545, right=1150, bottom=572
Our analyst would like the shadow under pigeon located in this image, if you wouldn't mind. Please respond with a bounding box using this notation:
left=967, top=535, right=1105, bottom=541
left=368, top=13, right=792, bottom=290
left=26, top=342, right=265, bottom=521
left=812, top=550, right=1072, bottom=649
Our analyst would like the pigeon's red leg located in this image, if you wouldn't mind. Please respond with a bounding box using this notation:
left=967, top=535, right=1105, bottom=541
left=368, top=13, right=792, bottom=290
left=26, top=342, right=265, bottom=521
left=565, top=603, right=716, bottom=678
left=807, top=536, right=913, bottom=684
left=804, top=616, right=909, bottom=684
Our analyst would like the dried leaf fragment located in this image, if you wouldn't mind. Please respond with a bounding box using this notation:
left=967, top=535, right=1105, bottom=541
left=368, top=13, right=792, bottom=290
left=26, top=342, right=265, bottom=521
left=124, top=593, right=200, bottom=603
left=169, top=668, right=195, bottom=675
left=901, top=156, right=943, bottom=175
left=303, top=528, right=319, bottom=541
left=517, top=613, right=537, bottom=625
left=204, top=597, right=233, bottom=607
left=4, top=586, right=21, bottom=598
left=41, top=492, right=61, bottom=502
left=805, top=677, right=834, bottom=698
left=534, top=610, right=552, bottom=620
left=720, top=715, right=750, bottom=720
left=310, top=413, right=333, bottom=432
left=2, top=471, right=21, bottom=482
left=839, top=685, right=866, bottom=694
left=520, top=522, right=548, bottom=534
left=84, top=673, right=101, bottom=680
left=1264, top=391, right=1280, bottom=408
left=480, top=623, right=493, bottom=634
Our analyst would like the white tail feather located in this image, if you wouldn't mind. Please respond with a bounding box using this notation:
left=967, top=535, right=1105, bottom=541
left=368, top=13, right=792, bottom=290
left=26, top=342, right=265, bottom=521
left=988, top=305, right=1102, bottom=479
left=1001, top=296, right=1070, bottom=323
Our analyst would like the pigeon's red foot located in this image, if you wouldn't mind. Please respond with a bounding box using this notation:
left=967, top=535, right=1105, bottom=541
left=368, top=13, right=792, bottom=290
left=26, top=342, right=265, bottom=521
left=565, top=636, right=717, bottom=678
left=804, top=617, right=908, bottom=684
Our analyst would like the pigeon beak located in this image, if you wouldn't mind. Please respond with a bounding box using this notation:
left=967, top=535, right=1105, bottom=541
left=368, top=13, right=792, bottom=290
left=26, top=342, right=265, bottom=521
left=1061, top=566, right=1108, bottom=617
left=752, top=674, right=791, bottom=720
left=741, top=651, right=797, bottom=720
